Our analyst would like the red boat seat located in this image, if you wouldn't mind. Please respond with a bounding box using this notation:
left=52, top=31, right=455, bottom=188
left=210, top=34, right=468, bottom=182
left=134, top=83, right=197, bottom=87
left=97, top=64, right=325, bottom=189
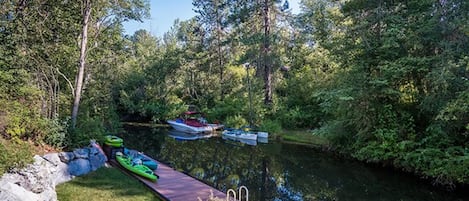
left=185, top=119, right=206, bottom=127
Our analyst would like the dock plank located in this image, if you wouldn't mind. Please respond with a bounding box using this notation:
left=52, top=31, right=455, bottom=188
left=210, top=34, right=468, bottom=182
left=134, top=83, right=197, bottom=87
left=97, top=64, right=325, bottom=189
left=110, top=156, right=228, bottom=201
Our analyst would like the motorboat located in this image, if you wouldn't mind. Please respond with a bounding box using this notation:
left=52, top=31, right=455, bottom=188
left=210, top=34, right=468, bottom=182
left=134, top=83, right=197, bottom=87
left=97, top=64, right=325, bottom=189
left=222, top=128, right=258, bottom=141
left=222, top=134, right=257, bottom=146
left=222, top=126, right=269, bottom=139
left=167, top=111, right=224, bottom=134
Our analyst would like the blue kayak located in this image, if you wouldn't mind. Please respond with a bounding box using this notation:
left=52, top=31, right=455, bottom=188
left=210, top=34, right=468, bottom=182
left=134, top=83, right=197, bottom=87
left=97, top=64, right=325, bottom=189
left=124, top=148, right=158, bottom=170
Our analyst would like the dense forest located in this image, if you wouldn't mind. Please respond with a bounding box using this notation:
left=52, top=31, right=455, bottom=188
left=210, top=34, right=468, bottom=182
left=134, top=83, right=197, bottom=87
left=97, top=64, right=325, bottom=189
left=0, top=0, right=468, bottom=188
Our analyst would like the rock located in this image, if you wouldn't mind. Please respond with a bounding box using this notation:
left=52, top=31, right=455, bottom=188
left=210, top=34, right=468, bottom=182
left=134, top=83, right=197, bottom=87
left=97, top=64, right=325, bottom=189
left=42, top=153, right=73, bottom=185
left=89, top=147, right=107, bottom=171
left=0, top=156, right=59, bottom=201
left=12, top=156, right=50, bottom=194
left=58, top=152, right=74, bottom=164
left=72, top=148, right=89, bottom=159
left=67, top=158, right=91, bottom=176
left=51, top=161, right=73, bottom=186
left=0, top=180, right=40, bottom=201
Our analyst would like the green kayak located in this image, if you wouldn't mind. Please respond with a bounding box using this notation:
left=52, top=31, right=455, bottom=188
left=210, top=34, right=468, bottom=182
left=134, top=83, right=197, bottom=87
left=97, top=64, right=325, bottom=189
left=104, top=135, right=123, bottom=147
left=104, top=141, right=123, bottom=147
left=116, top=152, right=158, bottom=182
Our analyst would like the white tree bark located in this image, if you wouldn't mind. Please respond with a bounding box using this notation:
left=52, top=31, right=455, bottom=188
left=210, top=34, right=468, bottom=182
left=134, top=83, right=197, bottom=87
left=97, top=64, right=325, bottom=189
left=71, top=0, right=91, bottom=128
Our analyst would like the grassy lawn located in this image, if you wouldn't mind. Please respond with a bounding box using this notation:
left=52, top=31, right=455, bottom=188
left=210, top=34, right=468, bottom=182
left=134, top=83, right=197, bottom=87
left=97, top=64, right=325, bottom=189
left=56, top=166, right=162, bottom=201
left=275, top=130, right=329, bottom=147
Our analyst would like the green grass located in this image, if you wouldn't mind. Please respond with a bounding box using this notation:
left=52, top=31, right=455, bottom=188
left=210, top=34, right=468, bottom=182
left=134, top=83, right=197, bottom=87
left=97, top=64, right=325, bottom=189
left=275, top=130, right=329, bottom=147
left=56, top=167, right=162, bottom=201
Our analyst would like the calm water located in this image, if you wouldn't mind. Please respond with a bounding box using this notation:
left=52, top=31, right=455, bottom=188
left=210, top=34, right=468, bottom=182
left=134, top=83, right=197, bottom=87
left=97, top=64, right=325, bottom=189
left=121, top=126, right=467, bottom=201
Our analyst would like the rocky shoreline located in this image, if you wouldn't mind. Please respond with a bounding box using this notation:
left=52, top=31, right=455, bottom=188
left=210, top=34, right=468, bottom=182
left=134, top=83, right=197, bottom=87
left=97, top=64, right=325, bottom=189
left=0, top=141, right=107, bottom=201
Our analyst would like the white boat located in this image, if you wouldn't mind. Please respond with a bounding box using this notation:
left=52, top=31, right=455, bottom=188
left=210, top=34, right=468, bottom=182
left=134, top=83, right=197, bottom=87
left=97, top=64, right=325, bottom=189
left=167, top=111, right=224, bottom=134
left=222, top=129, right=258, bottom=141
left=222, top=135, right=257, bottom=146
left=257, top=131, right=269, bottom=138
left=167, top=120, right=217, bottom=134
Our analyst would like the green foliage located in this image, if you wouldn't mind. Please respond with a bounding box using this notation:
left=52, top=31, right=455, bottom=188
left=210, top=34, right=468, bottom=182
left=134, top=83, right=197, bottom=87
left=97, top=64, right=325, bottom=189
left=400, top=147, right=469, bottom=184
left=295, top=0, right=469, bottom=186
left=43, top=118, right=69, bottom=148
left=259, top=119, right=282, bottom=134
left=68, top=117, right=106, bottom=148
left=206, top=98, right=246, bottom=123
left=0, top=139, right=34, bottom=176
left=224, top=115, right=248, bottom=128
left=0, top=97, right=67, bottom=148
left=352, top=105, right=416, bottom=162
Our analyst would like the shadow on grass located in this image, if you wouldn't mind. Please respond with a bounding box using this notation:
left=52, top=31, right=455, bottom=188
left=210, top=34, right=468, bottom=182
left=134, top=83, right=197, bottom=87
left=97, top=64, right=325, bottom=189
left=56, top=167, right=160, bottom=201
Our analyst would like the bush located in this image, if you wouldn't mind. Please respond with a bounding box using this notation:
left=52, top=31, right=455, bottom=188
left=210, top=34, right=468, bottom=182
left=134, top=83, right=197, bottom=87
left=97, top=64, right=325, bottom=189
left=259, top=119, right=281, bottom=134
left=43, top=117, right=68, bottom=148
left=68, top=117, right=107, bottom=148
left=0, top=99, right=68, bottom=148
left=0, top=138, right=33, bottom=176
left=224, top=115, right=248, bottom=128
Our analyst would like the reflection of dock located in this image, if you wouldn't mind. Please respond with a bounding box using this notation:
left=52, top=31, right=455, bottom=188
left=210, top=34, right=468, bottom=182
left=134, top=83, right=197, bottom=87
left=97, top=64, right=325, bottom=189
left=110, top=157, right=228, bottom=201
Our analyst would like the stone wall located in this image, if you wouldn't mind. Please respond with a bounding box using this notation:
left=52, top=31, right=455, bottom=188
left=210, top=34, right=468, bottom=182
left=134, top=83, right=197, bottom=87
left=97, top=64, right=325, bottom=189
left=0, top=141, right=107, bottom=201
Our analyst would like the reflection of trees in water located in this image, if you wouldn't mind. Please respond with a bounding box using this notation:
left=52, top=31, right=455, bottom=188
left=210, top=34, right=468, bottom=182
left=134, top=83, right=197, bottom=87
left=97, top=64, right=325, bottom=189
left=123, top=127, right=459, bottom=201
left=121, top=127, right=341, bottom=200
left=151, top=136, right=340, bottom=201
left=121, top=126, right=166, bottom=157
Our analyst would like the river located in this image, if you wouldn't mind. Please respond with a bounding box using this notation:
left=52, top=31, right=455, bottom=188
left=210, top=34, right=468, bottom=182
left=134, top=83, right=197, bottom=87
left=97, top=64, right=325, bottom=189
left=121, top=126, right=467, bottom=201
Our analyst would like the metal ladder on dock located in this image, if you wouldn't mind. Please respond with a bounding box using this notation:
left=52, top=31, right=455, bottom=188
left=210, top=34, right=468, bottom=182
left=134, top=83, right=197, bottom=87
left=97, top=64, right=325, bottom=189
left=226, top=186, right=248, bottom=201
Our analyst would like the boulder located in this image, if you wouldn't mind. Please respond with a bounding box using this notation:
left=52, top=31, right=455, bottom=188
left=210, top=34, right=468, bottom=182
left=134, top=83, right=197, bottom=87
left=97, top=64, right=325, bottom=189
left=89, top=147, right=107, bottom=171
left=0, top=180, right=40, bottom=201
left=42, top=153, right=73, bottom=185
left=58, top=152, right=74, bottom=164
left=72, top=148, right=89, bottom=159
left=67, top=158, right=91, bottom=176
left=0, top=156, right=59, bottom=201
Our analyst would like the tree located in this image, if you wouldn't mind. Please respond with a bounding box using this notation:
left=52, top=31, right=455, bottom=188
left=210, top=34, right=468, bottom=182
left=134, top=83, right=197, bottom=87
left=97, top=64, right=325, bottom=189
left=300, top=0, right=469, bottom=184
left=227, top=0, right=290, bottom=105
left=71, top=0, right=91, bottom=128
left=70, top=0, right=149, bottom=128
left=193, top=0, right=230, bottom=99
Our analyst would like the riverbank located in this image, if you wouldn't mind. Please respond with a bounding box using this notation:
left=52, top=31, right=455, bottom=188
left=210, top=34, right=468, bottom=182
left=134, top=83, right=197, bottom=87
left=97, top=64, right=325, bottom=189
left=274, top=129, right=329, bottom=148
left=273, top=129, right=469, bottom=194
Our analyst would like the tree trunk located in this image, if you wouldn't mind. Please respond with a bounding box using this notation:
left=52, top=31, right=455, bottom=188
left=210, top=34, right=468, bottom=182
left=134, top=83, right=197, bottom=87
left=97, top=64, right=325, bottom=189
left=71, top=0, right=91, bottom=128
left=263, top=0, right=273, bottom=105
left=216, top=3, right=224, bottom=100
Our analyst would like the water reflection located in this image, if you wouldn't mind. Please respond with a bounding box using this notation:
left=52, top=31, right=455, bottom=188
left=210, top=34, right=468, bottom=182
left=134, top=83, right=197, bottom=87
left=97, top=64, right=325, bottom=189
left=222, top=135, right=258, bottom=146
left=167, top=129, right=216, bottom=141
left=121, top=126, right=468, bottom=201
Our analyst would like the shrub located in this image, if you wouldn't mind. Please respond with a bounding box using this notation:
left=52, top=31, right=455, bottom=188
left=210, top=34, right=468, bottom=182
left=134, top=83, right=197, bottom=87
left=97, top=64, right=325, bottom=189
left=259, top=119, right=282, bottom=134
left=67, top=117, right=106, bottom=148
left=43, top=117, right=68, bottom=148
left=224, top=115, right=248, bottom=128
left=0, top=138, right=33, bottom=176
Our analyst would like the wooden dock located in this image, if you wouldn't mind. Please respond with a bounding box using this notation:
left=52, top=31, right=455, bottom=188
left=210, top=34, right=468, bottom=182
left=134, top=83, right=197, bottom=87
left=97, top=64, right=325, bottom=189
left=110, top=157, right=228, bottom=201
